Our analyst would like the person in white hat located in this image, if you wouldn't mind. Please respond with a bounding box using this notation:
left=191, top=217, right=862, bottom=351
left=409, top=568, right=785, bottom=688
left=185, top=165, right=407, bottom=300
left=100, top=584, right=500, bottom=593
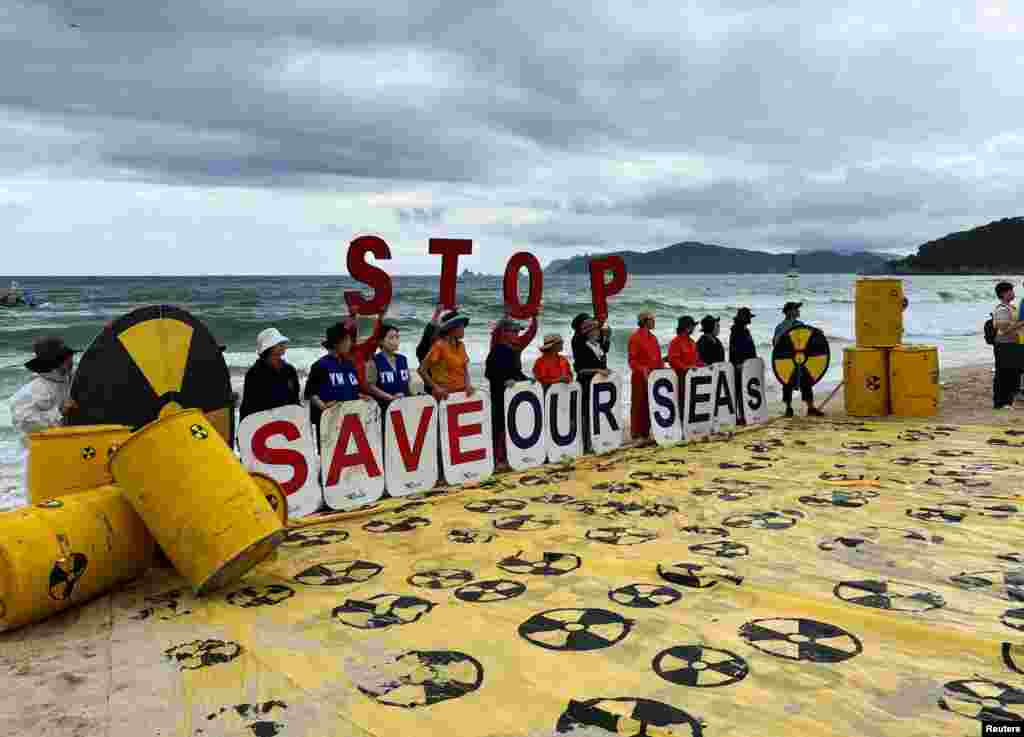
left=239, top=327, right=301, bottom=422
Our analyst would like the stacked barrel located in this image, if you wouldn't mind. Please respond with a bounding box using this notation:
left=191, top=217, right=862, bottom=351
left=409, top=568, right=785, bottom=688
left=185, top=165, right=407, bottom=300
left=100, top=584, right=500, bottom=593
left=845, top=278, right=939, bottom=417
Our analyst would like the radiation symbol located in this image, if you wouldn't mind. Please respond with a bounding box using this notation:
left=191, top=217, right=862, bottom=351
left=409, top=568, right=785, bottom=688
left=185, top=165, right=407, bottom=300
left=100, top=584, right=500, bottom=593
left=556, top=697, right=705, bottom=737
left=629, top=470, right=690, bottom=482
left=692, top=486, right=754, bottom=502
left=586, top=527, right=658, bottom=546
left=407, top=569, right=474, bottom=590
left=281, top=528, right=349, bottom=548
left=454, top=579, right=527, bottom=603
left=842, top=441, right=891, bottom=451
left=1003, top=643, right=1024, bottom=675
left=618, top=501, right=678, bottom=518
left=531, top=493, right=576, bottom=504
left=899, top=430, right=937, bottom=442
left=891, top=456, right=944, bottom=468
left=988, top=437, right=1024, bottom=449
left=593, top=481, right=644, bottom=494
left=132, top=589, right=193, bottom=621
left=657, top=458, right=689, bottom=466
left=447, top=528, right=495, bottom=544
left=818, top=535, right=873, bottom=552
left=493, top=514, right=559, bottom=531
left=226, top=584, right=295, bottom=608
left=906, top=507, right=966, bottom=524
left=657, top=563, right=743, bottom=589
left=949, top=570, right=1024, bottom=601
left=189, top=424, right=208, bottom=440
left=48, top=553, right=88, bottom=601
left=653, top=645, right=749, bottom=688
left=519, top=608, right=633, bottom=651
left=938, top=678, right=1024, bottom=722
left=739, top=618, right=863, bottom=663
left=363, top=516, right=431, bottom=534
left=799, top=492, right=870, bottom=508
left=519, top=472, right=570, bottom=487
left=608, top=583, right=681, bottom=609
left=392, top=501, right=429, bottom=515
left=689, top=540, right=749, bottom=559
left=200, top=701, right=287, bottom=737
left=332, top=594, right=435, bottom=630
left=164, top=639, right=243, bottom=671
left=718, top=461, right=772, bottom=471
left=833, top=580, right=945, bottom=612
left=293, top=559, right=383, bottom=586
left=37, top=499, right=63, bottom=509
left=865, top=376, right=881, bottom=391
left=680, top=525, right=730, bottom=538
left=723, top=511, right=800, bottom=530
left=68, top=305, right=233, bottom=441
left=745, top=440, right=784, bottom=453
left=771, top=326, right=830, bottom=388
left=80, top=446, right=96, bottom=460
left=1002, top=609, right=1024, bottom=631
left=498, top=551, right=582, bottom=576
left=465, top=499, right=527, bottom=513
left=357, top=650, right=484, bottom=709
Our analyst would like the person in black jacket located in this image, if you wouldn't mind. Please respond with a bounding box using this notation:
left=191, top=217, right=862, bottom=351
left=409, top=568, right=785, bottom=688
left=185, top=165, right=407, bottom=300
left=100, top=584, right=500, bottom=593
left=485, top=318, right=530, bottom=471
left=728, top=308, right=757, bottom=424
left=696, top=315, right=725, bottom=366
left=239, top=328, right=301, bottom=422
left=572, top=317, right=612, bottom=453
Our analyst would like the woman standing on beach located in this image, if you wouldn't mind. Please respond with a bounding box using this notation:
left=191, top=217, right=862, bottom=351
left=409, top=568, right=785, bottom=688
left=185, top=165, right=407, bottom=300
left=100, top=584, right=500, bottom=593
left=572, top=317, right=611, bottom=453
left=239, top=328, right=301, bottom=422
left=485, top=318, right=532, bottom=470
left=418, top=310, right=477, bottom=401
left=303, top=321, right=370, bottom=453
left=628, top=310, right=664, bottom=442
left=366, top=324, right=413, bottom=409
left=696, top=315, right=725, bottom=366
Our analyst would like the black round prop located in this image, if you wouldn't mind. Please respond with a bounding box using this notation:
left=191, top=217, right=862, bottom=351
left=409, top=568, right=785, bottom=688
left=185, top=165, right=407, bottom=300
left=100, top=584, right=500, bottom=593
left=771, top=325, right=830, bottom=388
left=519, top=608, right=633, bottom=651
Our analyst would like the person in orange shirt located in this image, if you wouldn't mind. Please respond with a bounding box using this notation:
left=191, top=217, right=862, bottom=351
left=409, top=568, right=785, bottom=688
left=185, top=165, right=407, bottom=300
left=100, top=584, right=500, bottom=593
left=418, top=310, right=477, bottom=400
left=667, top=315, right=704, bottom=379
left=533, top=334, right=573, bottom=387
left=628, top=309, right=665, bottom=442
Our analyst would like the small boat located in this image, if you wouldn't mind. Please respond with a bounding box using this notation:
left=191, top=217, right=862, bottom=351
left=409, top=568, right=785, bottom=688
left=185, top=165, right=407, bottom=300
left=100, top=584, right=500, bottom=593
left=785, top=255, right=799, bottom=292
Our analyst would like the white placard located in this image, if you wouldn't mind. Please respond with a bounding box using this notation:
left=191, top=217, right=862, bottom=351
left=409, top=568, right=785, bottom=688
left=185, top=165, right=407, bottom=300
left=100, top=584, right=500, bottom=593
left=504, top=381, right=546, bottom=471
left=439, top=391, right=494, bottom=486
left=544, top=382, right=582, bottom=463
left=647, top=368, right=682, bottom=446
left=384, top=395, right=439, bottom=497
left=238, top=404, right=323, bottom=518
left=683, top=365, right=715, bottom=441
left=740, top=358, right=768, bottom=426
left=320, top=400, right=385, bottom=511
left=711, top=363, right=738, bottom=434
left=590, top=373, right=624, bottom=454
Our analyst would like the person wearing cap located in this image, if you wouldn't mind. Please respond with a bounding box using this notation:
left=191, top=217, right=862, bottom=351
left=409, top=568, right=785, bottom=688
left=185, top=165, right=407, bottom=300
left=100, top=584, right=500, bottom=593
left=729, top=308, right=757, bottom=424
left=239, top=328, right=301, bottom=422
left=533, top=334, right=573, bottom=387
left=303, top=320, right=370, bottom=452
left=696, top=315, right=725, bottom=366
left=773, top=302, right=824, bottom=417
left=367, top=324, right=413, bottom=409
left=573, top=318, right=611, bottom=453
left=419, top=309, right=476, bottom=401
left=485, top=317, right=533, bottom=469
left=667, top=316, right=704, bottom=377
left=10, top=337, right=79, bottom=446
left=628, top=310, right=665, bottom=442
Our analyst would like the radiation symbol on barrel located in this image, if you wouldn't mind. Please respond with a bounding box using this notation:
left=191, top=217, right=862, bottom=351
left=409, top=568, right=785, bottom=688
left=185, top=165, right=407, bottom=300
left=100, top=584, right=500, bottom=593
left=652, top=645, right=750, bottom=688
left=48, top=553, right=88, bottom=601
left=80, top=446, right=96, bottom=460
left=738, top=618, right=863, bottom=663
left=519, top=608, right=633, bottom=651
left=938, top=678, right=1024, bottom=723
left=556, top=697, right=705, bottom=737
left=771, top=325, right=830, bottom=388
left=866, top=375, right=881, bottom=391
left=69, top=305, right=233, bottom=440
left=189, top=424, right=208, bottom=440
left=356, top=650, right=484, bottom=709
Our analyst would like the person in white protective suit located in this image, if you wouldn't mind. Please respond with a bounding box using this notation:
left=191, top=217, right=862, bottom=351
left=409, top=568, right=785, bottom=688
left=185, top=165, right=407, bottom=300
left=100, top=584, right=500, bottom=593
left=10, top=337, right=79, bottom=448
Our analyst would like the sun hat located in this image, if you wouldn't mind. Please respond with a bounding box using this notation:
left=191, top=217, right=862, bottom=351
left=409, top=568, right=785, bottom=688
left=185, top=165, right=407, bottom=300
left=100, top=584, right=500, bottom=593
left=256, top=327, right=289, bottom=356
left=24, top=336, right=77, bottom=373
left=439, top=310, right=470, bottom=334
left=541, top=334, right=564, bottom=351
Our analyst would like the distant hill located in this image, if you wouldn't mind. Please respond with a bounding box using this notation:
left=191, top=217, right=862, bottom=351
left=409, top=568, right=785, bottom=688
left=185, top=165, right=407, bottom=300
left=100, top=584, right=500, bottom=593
left=887, top=217, right=1024, bottom=274
left=544, top=241, right=891, bottom=275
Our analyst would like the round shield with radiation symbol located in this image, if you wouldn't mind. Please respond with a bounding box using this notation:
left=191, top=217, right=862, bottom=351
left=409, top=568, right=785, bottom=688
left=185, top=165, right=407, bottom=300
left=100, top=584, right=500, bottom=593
left=454, top=579, right=526, bottom=603
left=519, top=608, right=633, bottom=651
left=363, top=516, right=431, bottom=534
left=293, top=559, right=383, bottom=586
left=447, top=528, right=495, bottom=544
left=771, top=326, right=830, bottom=388
left=356, top=650, right=484, bottom=709
left=407, top=569, right=474, bottom=590
left=498, top=551, right=582, bottom=576
left=592, top=481, right=643, bottom=495
left=739, top=618, right=863, bottom=663
left=652, top=645, right=750, bottom=688
left=608, top=583, right=681, bottom=609
left=531, top=493, right=576, bottom=504
left=949, top=569, right=1024, bottom=601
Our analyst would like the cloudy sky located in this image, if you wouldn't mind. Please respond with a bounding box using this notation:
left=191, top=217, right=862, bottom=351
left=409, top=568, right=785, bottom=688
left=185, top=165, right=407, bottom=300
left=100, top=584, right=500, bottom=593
left=2, top=0, right=1021, bottom=275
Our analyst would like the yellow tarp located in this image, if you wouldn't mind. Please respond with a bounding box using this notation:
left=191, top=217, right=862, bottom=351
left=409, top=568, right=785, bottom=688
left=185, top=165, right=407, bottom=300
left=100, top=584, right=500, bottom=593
left=8, top=418, right=1024, bottom=737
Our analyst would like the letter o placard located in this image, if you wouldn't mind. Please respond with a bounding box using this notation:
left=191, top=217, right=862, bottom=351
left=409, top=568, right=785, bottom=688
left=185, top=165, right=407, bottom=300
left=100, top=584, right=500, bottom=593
left=504, top=381, right=545, bottom=471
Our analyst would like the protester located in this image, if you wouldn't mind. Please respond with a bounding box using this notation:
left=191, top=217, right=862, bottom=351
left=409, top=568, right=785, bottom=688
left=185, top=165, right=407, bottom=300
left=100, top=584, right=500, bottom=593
left=728, top=308, right=757, bottom=424
left=628, top=310, right=664, bottom=442
left=419, top=309, right=476, bottom=401
left=773, top=302, right=824, bottom=418
left=572, top=318, right=611, bottom=453
left=239, top=328, right=300, bottom=422
left=992, top=281, right=1024, bottom=409
left=667, top=316, right=703, bottom=377
left=485, top=318, right=531, bottom=470
left=696, top=315, right=725, bottom=366
left=304, top=320, right=369, bottom=451
left=366, top=323, right=413, bottom=409
left=10, top=338, right=79, bottom=448
left=533, top=334, right=573, bottom=386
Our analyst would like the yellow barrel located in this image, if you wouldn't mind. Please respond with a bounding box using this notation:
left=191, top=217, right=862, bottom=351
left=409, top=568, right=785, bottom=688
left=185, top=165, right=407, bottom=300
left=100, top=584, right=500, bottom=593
left=250, top=472, right=289, bottom=526
left=889, top=345, right=939, bottom=417
left=855, top=278, right=904, bottom=347
left=26, top=425, right=132, bottom=504
left=109, top=409, right=285, bottom=595
left=0, top=485, right=155, bottom=632
left=843, top=347, right=890, bottom=417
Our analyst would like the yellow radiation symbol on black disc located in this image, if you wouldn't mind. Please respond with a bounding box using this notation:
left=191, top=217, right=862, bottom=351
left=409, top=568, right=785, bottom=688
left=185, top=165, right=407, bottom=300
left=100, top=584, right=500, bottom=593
left=68, top=305, right=232, bottom=437
left=771, top=326, right=830, bottom=388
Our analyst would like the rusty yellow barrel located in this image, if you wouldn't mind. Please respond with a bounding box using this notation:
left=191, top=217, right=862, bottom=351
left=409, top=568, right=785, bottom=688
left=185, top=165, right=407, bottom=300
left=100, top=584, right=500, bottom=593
left=889, top=345, right=940, bottom=417
left=854, top=278, right=904, bottom=347
left=109, top=409, right=285, bottom=595
left=250, top=472, right=289, bottom=526
left=0, top=485, right=155, bottom=632
left=843, top=347, right=890, bottom=417
left=26, top=425, right=132, bottom=504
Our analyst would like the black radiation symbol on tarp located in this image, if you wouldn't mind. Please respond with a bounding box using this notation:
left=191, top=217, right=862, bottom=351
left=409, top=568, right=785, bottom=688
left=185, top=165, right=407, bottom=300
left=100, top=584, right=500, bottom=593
left=799, top=492, right=871, bottom=508
left=681, top=525, right=730, bottom=538
left=1002, top=609, right=1024, bottom=632
left=653, top=645, right=750, bottom=688
left=408, top=569, right=474, bottom=590
left=498, top=551, right=582, bottom=576
left=1004, top=643, right=1024, bottom=675
left=357, top=650, right=484, bottom=709
left=906, top=507, right=966, bottom=524
left=629, top=470, right=689, bottom=482
left=281, top=528, right=350, bottom=548
left=723, top=511, right=800, bottom=530
left=164, top=639, right=243, bottom=671
left=332, top=594, right=435, bottom=630
left=493, top=514, right=559, bottom=531
left=225, top=584, right=295, bottom=608
left=448, top=528, right=495, bottom=544
left=608, top=583, right=682, bottom=609
left=658, top=563, right=743, bottom=589
left=739, top=618, right=863, bottom=663
left=833, top=580, right=945, bottom=612
left=950, top=570, right=1024, bottom=601
left=592, top=481, right=643, bottom=494
left=189, top=424, right=208, bottom=440
left=69, top=305, right=232, bottom=433
left=519, top=608, right=633, bottom=651
left=201, top=701, right=288, bottom=737
left=556, top=697, right=705, bottom=737
left=618, top=502, right=678, bottom=518
left=48, top=553, right=88, bottom=601
left=689, top=540, right=749, bottom=559
left=293, top=559, right=383, bottom=586
left=363, top=516, right=431, bottom=533
left=454, top=579, right=526, bottom=603
left=938, top=678, right=1024, bottom=723
left=531, top=493, right=576, bottom=504
left=586, top=527, right=658, bottom=546
left=465, top=499, right=528, bottom=513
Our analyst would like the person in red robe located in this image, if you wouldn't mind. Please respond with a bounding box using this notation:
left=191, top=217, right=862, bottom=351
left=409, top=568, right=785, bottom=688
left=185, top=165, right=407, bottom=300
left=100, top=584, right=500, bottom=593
left=628, top=309, right=664, bottom=442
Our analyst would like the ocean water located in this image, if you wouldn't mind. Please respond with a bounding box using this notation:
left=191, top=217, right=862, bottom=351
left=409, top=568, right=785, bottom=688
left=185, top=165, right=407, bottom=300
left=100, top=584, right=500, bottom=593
left=0, top=273, right=1009, bottom=510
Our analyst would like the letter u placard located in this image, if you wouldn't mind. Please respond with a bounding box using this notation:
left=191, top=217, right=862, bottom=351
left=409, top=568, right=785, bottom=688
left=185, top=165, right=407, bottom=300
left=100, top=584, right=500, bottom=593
left=544, top=382, right=582, bottom=463
left=504, top=381, right=545, bottom=471
left=647, top=368, right=682, bottom=446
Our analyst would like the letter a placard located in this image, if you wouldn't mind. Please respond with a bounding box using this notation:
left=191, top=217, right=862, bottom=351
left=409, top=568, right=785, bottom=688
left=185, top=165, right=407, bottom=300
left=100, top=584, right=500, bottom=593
left=647, top=368, right=682, bottom=446
left=320, top=400, right=385, bottom=511
left=439, top=392, right=494, bottom=486
left=544, top=382, right=582, bottom=463
left=683, top=365, right=715, bottom=442
left=504, top=380, right=545, bottom=471
left=384, top=395, right=439, bottom=496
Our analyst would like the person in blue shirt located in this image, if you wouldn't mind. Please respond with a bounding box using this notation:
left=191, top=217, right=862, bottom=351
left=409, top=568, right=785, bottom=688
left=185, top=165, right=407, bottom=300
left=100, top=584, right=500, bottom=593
left=367, top=324, right=412, bottom=409
left=303, top=320, right=369, bottom=452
